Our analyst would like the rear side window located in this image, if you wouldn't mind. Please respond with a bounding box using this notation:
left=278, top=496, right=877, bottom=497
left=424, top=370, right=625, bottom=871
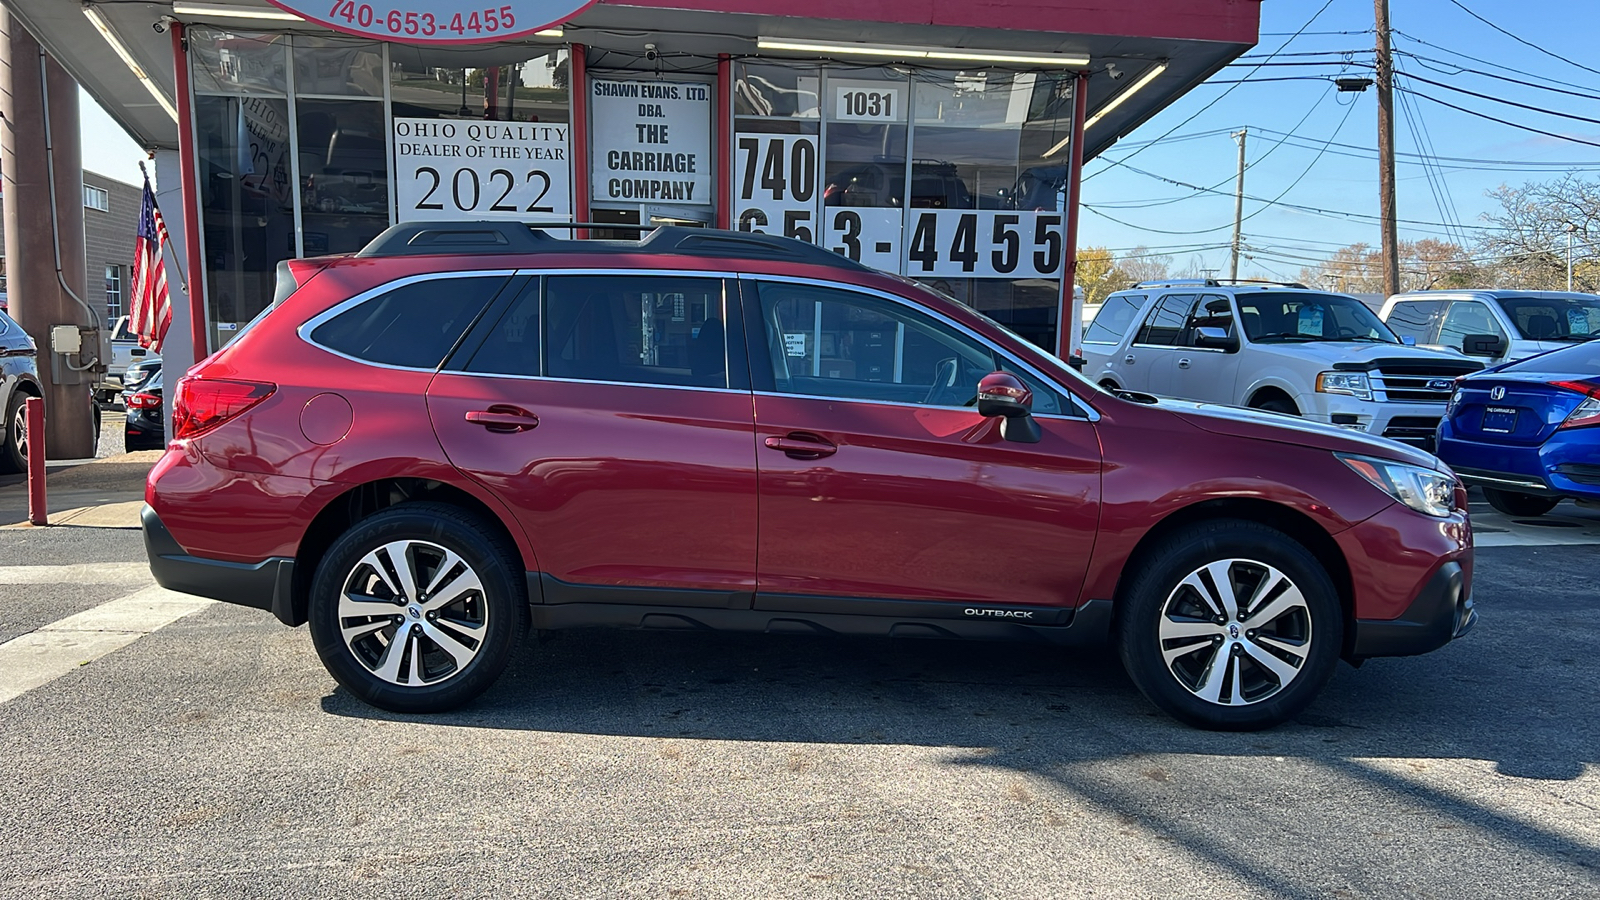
left=463, top=279, right=540, bottom=377
left=310, top=275, right=508, bottom=369
left=1385, top=299, right=1444, bottom=342
left=1134, top=293, right=1196, bottom=346
left=545, top=275, right=727, bottom=388
left=1084, top=294, right=1144, bottom=345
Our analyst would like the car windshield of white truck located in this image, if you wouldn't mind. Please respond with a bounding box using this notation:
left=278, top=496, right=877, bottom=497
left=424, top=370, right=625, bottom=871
left=1496, top=296, right=1600, bottom=342
left=1238, top=292, right=1400, bottom=344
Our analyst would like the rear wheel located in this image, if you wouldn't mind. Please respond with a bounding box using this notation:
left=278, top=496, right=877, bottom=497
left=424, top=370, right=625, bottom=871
left=308, top=502, right=527, bottom=713
left=1482, top=487, right=1561, bottom=517
left=0, top=392, right=28, bottom=474
left=1117, top=519, right=1342, bottom=731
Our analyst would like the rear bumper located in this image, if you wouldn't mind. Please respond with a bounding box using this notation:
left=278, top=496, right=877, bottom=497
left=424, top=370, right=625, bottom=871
left=143, top=504, right=299, bottom=625
left=1440, top=427, right=1600, bottom=500
left=1350, top=560, right=1476, bottom=657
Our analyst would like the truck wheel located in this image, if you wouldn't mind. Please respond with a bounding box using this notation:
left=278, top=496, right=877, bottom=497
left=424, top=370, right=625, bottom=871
left=308, top=502, right=527, bottom=713
left=1252, top=396, right=1299, bottom=416
left=1117, top=519, right=1342, bottom=731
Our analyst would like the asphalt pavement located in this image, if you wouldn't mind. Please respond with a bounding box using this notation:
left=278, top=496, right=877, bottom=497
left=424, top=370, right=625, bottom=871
left=0, top=459, right=1595, bottom=898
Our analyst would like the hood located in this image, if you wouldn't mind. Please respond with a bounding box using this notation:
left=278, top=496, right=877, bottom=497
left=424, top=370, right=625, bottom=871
left=1248, top=340, right=1468, bottom=368
left=1159, top=399, right=1443, bottom=469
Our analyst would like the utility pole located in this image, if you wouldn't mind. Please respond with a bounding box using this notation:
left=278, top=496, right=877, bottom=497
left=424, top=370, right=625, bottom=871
left=1229, top=128, right=1247, bottom=282
left=1566, top=223, right=1576, bottom=291
left=1375, top=0, right=1400, bottom=296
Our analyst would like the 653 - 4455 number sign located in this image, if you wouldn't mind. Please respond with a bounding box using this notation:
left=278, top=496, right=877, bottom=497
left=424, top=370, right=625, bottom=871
left=266, top=0, right=594, bottom=43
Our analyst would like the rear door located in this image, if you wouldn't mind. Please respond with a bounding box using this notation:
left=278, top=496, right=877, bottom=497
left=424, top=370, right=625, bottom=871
left=428, top=271, right=759, bottom=606
left=744, top=277, right=1101, bottom=612
left=1131, top=293, right=1197, bottom=397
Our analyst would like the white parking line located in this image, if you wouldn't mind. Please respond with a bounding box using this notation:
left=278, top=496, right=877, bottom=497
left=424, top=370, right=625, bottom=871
left=0, top=563, right=154, bottom=585
left=0, top=586, right=213, bottom=705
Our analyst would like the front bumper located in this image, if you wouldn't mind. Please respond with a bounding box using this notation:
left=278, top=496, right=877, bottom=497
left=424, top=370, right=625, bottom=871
left=143, top=504, right=299, bottom=625
left=1350, top=560, right=1476, bottom=657
left=1302, top=396, right=1449, bottom=451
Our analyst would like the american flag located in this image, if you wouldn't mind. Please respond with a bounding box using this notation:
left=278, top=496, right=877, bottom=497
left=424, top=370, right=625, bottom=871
left=129, top=174, right=173, bottom=352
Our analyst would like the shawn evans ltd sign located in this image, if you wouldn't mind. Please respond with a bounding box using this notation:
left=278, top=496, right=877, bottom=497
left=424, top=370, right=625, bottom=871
left=264, top=0, right=594, bottom=43
left=589, top=79, right=712, bottom=206
left=394, top=118, right=572, bottom=221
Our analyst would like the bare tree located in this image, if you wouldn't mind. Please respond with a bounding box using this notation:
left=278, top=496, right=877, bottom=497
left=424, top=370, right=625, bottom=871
left=1477, top=174, right=1599, bottom=291
left=1118, top=246, right=1173, bottom=286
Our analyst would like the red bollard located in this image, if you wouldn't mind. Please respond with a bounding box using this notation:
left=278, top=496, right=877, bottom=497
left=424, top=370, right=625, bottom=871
left=25, top=396, right=46, bottom=526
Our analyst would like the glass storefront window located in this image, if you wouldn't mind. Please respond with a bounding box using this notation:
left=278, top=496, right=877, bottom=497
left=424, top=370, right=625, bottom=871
left=296, top=100, right=390, bottom=254
left=293, top=35, right=385, bottom=97
left=194, top=94, right=295, bottom=341
left=388, top=45, right=569, bottom=123
left=192, top=30, right=288, bottom=95
left=734, top=63, right=820, bottom=119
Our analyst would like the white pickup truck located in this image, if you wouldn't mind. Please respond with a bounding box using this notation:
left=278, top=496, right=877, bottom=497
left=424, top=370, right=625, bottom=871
left=96, top=315, right=154, bottom=406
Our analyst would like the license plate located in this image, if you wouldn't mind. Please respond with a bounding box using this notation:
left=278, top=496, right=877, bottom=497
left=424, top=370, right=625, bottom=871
left=1481, top=407, right=1518, bottom=433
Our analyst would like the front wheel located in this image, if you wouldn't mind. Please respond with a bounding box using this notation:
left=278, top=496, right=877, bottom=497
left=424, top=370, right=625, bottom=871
left=308, top=502, right=527, bottom=713
left=1252, top=396, right=1299, bottom=416
left=1117, top=520, right=1343, bottom=730
left=1482, top=487, right=1561, bottom=517
left=0, top=392, right=28, bottom=475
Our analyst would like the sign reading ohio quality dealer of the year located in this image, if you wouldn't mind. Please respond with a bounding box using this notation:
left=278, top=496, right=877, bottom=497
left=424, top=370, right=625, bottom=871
left=394, top=118, right=572, bottom=222
left=265, top=0, right=595, bottom=43
left=590, top=79, right=712, bottom=206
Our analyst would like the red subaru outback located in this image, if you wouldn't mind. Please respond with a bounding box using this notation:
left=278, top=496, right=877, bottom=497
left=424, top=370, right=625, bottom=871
left=143, top=223, right=1474, bottom=730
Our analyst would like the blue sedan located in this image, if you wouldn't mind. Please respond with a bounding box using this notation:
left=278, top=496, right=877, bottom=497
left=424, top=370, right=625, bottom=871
left=1438, top=339, right=1600, bottom=517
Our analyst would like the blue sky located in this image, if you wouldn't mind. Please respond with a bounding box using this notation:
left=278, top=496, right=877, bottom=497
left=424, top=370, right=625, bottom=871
left=81, top=0, right=1600, bottom=276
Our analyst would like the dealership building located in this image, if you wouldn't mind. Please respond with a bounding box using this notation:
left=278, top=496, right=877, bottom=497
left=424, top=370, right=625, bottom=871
left=3, top=0, right=1261, bottom=378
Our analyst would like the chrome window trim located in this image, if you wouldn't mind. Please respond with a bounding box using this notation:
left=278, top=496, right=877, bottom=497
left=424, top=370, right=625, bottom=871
left=432, top=370, right=751, bottom=396
left=741, top=274, right=1100, bottom=422
left=297, top=269, right=522, bottom=373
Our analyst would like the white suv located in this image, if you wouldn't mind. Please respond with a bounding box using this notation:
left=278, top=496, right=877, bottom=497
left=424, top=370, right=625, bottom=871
left=1082, top=281, right=1483, bottom=449
left=1379, top=290, right=1600, bottom=363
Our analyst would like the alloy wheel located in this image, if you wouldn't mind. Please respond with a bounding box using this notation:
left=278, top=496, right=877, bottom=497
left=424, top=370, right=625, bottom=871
left=12, top=405, right=26, bottom=462
left=1157, top=558, right=1313, bottom=706
left=337, top=539, right=489, bottom=687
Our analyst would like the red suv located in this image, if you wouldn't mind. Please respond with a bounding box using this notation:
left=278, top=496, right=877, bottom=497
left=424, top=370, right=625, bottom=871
left=143, top=223, right=1475, bottom=730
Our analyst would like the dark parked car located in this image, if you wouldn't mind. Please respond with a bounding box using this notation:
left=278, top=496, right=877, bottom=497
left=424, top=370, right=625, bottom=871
left=1437, top=339, right=1600, bottom=516
left=0, top=309, right=43, bottom=474
left=144, top=222, right=1475, bottom=731
left=124, top=370, right=165, bottom=452
left=122, top=356, right=163, bottom=395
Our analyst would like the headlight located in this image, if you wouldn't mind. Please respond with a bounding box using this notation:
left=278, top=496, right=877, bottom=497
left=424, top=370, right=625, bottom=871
left=1316, top=371, right=1371, bottom=400
left=1338, top=453, right=1458, bottom=517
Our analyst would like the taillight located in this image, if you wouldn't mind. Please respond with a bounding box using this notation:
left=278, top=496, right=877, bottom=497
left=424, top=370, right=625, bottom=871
left=126, top=392, right=162, bottom=409
left=1551, top=380, right=1600, bottom=430
left=171, top=377, right=276, bottom=440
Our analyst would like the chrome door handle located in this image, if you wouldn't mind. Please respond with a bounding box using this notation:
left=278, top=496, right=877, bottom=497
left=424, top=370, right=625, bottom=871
left=1124, top=354, right=1136, bottom=364
left=1177, top=358, right=1191, bottom=369
left=465, top=405, right=540, bottom=433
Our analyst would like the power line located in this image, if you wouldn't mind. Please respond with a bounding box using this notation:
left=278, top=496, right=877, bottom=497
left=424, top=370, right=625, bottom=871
left=1397, top=84, right=1600, bottom=149
left=1397, top=50, right=1600, bottom=103
left=1394, top=55, right=1469, bottom=248
left=1399, top=69, right=1600, bottom=127
left=1391, top=29, right=1600, bottom=95
left=1083, top=0, right=1340, bottom=182
left=1441, top=0, right=1600, bottom=80
left=1236, top=94, right=1361, bottom=227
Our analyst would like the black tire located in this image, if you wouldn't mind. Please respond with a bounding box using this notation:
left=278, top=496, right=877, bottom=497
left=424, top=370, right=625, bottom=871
left=308, top=502, right=527, bottom=713
left=1116, top=519, right=1343, bottom=731
left=1252, top=395, right=1299, bottom=416
left=0, top=391, right=27, bottom=475
left=1099, top=380, right=1120, bottom=392
left=1483, top=487, right=1561, bottom=518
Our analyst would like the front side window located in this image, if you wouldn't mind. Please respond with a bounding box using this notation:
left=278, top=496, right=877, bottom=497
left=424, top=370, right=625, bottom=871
left=1384, top=299, right=1444, bottom=343
left=1181, top=294, right=1236, bottom=347
left=1134, top=294, right=1197, bottom=347
left=1496, top=296, right=1600, bottom=341
left=309, top=275, right=509, bottom=368
left=1237, top=292, right=1398, bottom=344
left=755, top=281, right=1062, bottom=414
left=1437, top=300, right=1506, bottom=351
left=1084, top=294, right=1144, bottom=345
left=544, top=275, right=727, bottom=388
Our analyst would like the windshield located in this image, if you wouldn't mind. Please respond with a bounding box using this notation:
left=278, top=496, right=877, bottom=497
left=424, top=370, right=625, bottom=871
left=1496, top=296, right=1600, bottom=341
left=1238, top=292, right=1399, bottom=344
left=112, top=317, right=135, bottom=341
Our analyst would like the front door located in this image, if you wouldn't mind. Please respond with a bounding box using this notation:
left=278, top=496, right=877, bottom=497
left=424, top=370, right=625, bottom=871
left=744, top=278, right=1101, bottom=612
left=1169, top=293, right=1244, bottom=400
left=427, top=273, right=758, bottom=606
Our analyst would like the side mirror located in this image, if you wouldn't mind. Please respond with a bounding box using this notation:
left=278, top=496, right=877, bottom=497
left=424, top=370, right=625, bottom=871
left=1401, top=335, right=1417, bottom=346
left=1193, top=326, right=1237, bottom=351
left=1462, top=333, right=1505, bottom=357
left=977, top=372, right=1041, bottom=443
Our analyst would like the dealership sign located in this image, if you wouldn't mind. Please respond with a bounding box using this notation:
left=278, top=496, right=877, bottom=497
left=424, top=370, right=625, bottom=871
left=590, top=79, right=712, bottom=207
left=264, top=0, right=593, bottom=43
left=394, top=117, right=572, bottom=221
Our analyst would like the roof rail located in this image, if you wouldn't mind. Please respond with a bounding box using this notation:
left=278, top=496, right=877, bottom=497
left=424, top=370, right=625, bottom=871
left=1130, top=277, right=1310, bottom=290
left=355, top=220, right=871, bottom=271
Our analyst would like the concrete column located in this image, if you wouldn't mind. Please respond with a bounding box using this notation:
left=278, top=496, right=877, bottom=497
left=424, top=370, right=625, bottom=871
left=0, top=9, right=98, bottom=458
